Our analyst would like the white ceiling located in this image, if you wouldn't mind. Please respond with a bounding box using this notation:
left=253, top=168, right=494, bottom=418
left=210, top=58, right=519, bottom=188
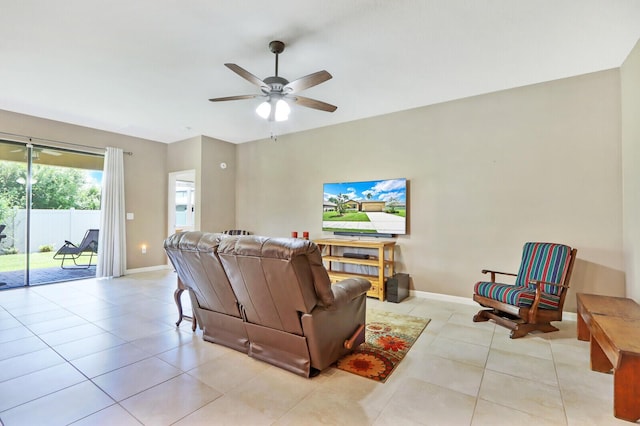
left=1, top=1, right=640, bottom=144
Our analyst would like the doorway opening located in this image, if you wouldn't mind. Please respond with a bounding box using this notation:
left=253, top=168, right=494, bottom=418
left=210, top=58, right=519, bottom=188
left=168, top=170, right=197, bottom=237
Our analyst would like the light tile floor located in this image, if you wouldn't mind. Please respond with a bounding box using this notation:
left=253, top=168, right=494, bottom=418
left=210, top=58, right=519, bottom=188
left=0, top=270, right=627, bottom=425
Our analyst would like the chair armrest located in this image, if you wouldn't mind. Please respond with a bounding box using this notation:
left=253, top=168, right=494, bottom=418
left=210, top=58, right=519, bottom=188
left=481, top=269, right=517, bottom=282
left=329, top=277, right=371, bottom=310
left=526, top=279, right=568, bottom=322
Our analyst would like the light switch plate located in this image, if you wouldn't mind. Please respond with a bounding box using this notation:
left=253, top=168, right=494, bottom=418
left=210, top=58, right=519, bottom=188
left=126, top=212, right=134, bottom=220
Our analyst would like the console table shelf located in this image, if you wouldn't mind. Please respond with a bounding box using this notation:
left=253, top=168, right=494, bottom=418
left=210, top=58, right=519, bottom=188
left=314, top=238, right=396, bottom=301
left=322, top=255, right=388, bottom=268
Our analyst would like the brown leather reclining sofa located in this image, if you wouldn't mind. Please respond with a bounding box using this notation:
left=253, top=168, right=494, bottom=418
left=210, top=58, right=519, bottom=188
left=164, top=231, right=371, bottom=377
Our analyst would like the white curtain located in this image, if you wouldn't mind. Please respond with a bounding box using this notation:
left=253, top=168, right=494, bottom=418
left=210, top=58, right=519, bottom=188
left=97, top=147, right=126, bottom=277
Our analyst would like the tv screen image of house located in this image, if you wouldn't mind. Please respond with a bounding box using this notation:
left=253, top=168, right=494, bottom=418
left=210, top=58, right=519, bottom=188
left=323, top=178, right=407, bottom=235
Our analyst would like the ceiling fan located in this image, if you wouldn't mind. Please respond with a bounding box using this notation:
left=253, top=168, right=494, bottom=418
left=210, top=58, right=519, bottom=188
left=209, top=40, right=337, bottom=122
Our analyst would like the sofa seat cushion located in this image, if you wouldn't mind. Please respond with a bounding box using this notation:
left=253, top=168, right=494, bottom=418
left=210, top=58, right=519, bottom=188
left=474, top=281, right=561, bottom=310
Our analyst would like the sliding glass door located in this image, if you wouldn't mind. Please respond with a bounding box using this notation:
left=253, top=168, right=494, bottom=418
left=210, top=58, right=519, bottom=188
left=0, top=141, right=27, bottom=287
left=0, top=140, right=104, bottom=288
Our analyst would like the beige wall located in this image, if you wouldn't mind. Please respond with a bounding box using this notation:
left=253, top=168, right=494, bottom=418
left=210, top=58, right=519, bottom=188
left=1, top=56, right=634, bottom=310
left=0, top=113, right=236, bottom=273
left=167, top=135, right=237, bottom=233
left=622, top=39, right=640, bottom=302
left=236, top=70, right=625, bottom=311
left=0, top=109, right=167, bottom=270
left=168, top=136, right=202, bottom=230
left=200, top=136, right=236, bottom=232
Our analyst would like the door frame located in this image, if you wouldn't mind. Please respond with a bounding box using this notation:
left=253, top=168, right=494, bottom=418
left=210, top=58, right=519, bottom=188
left=168, top=169, right=198, bottom=238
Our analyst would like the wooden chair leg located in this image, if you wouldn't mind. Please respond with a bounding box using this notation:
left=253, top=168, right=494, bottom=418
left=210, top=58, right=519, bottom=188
left=174, top=278, right=197, bottom=331
left=510, top=328, right=529, bottom=339
left=473, top=309, right=491, bottom=322
left=174, top=287, right=185, bottom=327
left=510, top=322, right=559, bottom=339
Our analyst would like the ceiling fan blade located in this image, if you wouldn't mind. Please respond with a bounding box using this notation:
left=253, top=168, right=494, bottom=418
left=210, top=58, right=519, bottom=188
left=292, top=96, right=337, bottom=112
left=9, top=147, right=61, bottom=156
left=209, top=94, right=259, bottom=102
left=284, top=70, right=332, bottom=94
left=224, top=63, right=270, bottom=93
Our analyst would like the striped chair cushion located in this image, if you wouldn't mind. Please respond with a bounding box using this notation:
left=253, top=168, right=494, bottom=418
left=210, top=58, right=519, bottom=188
left=514, top=242, right=571, bottom=295
left=474, top=281, right=561, bottom=310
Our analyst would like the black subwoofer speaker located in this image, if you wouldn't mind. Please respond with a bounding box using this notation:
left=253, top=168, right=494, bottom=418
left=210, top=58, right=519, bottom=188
left=387, top=273, right=409, bottom=303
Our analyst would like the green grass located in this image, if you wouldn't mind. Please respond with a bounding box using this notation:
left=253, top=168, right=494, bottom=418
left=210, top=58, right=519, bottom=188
left=324, top=209, right=406, bottom=221
left=323, top=211, right=371, bottom=222
left=0, top=252, right=63, bottom=272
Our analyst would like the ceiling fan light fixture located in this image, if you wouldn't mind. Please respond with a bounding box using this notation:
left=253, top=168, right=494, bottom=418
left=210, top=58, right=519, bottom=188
left=274, top=99, right=290, bottom=122
left=256, top=97, right=290, bottom=122
left=256, top=101, right=271, bottom=119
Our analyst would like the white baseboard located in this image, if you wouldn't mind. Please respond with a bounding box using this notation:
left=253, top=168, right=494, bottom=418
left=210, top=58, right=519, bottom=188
left=410, top=289, right=478, bottom=306
left=410, top=289, right=578, bottom=320
left=125, top=264, right=172, bottom=275
left=563, top=311, right=577, bottom=321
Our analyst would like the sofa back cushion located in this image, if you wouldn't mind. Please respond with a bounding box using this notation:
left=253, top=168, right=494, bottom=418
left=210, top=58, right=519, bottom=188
left=217, top=236, right=333, bottom=335
left=164, top=232, right=242, bottom=318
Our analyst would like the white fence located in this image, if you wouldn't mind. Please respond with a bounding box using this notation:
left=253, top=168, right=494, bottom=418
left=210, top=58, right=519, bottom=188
left=1, top=209, right=101, bottom=253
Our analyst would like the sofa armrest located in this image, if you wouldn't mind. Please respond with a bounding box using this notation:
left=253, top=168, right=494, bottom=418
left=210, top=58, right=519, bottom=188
left=328, top=277, right=371, bottom=310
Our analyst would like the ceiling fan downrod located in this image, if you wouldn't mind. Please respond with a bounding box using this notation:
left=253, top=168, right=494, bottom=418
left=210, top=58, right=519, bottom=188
left=269, top=40, right=285, bottom=77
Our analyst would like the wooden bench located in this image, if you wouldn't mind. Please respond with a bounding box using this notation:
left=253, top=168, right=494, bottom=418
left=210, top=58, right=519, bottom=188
left=576, top=293, right=640, bottom=422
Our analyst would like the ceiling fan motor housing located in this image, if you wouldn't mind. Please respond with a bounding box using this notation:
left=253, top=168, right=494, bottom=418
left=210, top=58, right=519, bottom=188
left=263, top=76, right=289, bottom=93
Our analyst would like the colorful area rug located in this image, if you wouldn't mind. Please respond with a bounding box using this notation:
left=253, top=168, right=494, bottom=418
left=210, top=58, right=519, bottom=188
left=336, top=309, right=430, bottom=382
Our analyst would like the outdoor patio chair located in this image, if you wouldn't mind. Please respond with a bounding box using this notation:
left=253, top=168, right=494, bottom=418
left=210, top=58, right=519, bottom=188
left=53, top=229, right=99, bottom=269
left=472, top=242, right=577, bottom=338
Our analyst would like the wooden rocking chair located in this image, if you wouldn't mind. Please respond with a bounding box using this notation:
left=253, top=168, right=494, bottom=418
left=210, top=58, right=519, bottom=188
left=473, top=242, right=577, bottom=338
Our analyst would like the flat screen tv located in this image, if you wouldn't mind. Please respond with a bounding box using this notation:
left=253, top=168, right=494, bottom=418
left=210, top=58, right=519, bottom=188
left=322, top=178, right=407, bottom=236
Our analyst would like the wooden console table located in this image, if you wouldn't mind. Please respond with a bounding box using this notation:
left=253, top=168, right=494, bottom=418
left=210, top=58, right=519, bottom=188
left=314, top=238, right=395, bottom=301
left=174, top=277, right=197, bottom=332
left=576, top=293, right=640, bottom=422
